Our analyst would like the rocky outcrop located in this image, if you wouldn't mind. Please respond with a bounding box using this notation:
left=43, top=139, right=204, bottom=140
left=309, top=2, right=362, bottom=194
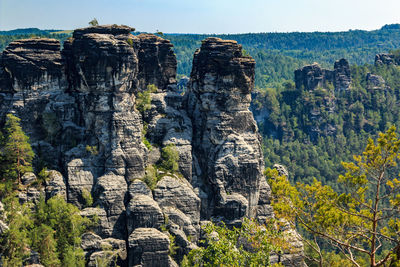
left=366, top=73, right=387, bottom=89
left=187, top=37, right=269, bottom=223
left=294, top=63, right=328, bottom=91
left=375, top=53, right=400, bottom=66
left=0, top=26, right=303, bottom=266
left=128, top=228, right=174, bottom=267
left=0, top=38, right=64, bottom=92
left=135, top=34, right=177, bottom=90
left=333, top=58, right=351, bottom=91
left=294, top=59, right=351, bottom=91
left=126, top=194, right=164, bottom=234
left=45, top=170, right=67, bottom=200
left=93, top=173, right=128, bottom=239
left=153, top=176, right=200, bottom=236
left=81, top=232, right=127, bottom=267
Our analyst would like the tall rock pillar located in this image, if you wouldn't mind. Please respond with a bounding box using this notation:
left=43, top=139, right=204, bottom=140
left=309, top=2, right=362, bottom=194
left=187, top=37, right=265, bottom=221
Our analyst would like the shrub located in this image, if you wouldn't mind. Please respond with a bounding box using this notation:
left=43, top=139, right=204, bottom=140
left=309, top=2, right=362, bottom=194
left=81, top=189, right=93, bottom=208
left=86, top=145, right=98, bottom=156
left=142, top=165, right=158, bottom=190
left=159, top=144, right=179, bottom=173
left=136, top=84, right=158, bottom=113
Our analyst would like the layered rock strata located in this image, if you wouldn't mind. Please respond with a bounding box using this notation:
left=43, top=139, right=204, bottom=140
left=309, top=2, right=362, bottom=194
left=187, top=37, right=271, bottom=222
left=0, top=26, right=303, bottom=266
left=294, top=59, right=351, bottom=91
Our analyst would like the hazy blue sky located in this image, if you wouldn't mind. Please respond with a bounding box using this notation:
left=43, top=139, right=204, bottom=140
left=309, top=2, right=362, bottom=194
left=0, top=0, right=399, bottom=33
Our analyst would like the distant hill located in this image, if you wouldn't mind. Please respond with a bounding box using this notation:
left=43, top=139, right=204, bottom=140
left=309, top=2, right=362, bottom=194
left=0, top=28, right=64, bottom=35
left=381, top=23, right=400, bottom=30
left=165, top=27, right=400, bottom=85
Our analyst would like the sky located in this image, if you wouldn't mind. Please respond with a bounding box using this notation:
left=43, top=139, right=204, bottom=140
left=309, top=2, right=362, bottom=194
left=0, top=0, right=399, bottom=33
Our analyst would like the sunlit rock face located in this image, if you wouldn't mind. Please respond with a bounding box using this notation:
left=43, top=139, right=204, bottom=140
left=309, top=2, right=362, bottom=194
left=0, top=28, right=303, bottom=266
left=187, top=37, right=268, bottom=222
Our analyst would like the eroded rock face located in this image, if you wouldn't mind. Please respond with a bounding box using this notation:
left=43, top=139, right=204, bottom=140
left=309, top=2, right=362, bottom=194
left=187, top=37, right=265, bottom=221
left=135, top=33, right=177, bottom=90
left=128, top=228, right=172, bottom=267
left=0, top=38, right=64, bottom=92
left=295, top=63, right=328, bottom=91
left=375, top=53, right=400, bottom=66
left=0, top=28, right=304, bottom=266
left=294, top=59, right=351, bottom=91
left=93, top=173, right=128, bottom=239
left=126, top=194, right=164, bottom=234
left=367, top=73, right=387, bottom=89
left=45, top=170, right=67, bottom=200
left=333, top=58, right=351, bottom=91
left=153, top=176, right=200, bottom=235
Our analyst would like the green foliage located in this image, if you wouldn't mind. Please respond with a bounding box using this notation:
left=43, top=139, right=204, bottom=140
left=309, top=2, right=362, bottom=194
left=37, top=167, right=50, bottom=186
left=142, top=165, right=158, bottom=190
left=258, top=61, right=400, bottom=189
left=155, top=30, right=164, bottom=37
left=81, top=188, right=93, bottom=208
left=142, top=123, right=153, bottom=151
left=168, top=233, right=178, bottom=257
left=30, top=223, right=60, bottom=266
left=86, top=145, right=98, bottom=156
left=268, top=126, right=400, bottom=267
left=126, top=38, right=134, bottom=47
left=0, top=116, right=90, bottom=266
left=0, top=114, right=34, bottom=185
left=165, top=28, right=400, bottom=88
left=142, top=136, right=153, bottom=150
left=32, top=196, right=89, bottom=266
left=159, top=144, right=179, bottom=173
left=0, top=195, right=33, bottom=266
left=136, top=84, right=158, bottom=113
left=89, top=18, right=99, bottom=26
left=182, top=218, right=283, bottom=267
left=92, top=243, right=119, bottom=267
left=242, top=48, right=250, bottom=57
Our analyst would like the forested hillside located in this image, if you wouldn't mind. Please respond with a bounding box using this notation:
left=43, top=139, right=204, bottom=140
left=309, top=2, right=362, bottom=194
left=255, top=60, right=400, bottom=190
left=165, top=24, right=400, bottom=86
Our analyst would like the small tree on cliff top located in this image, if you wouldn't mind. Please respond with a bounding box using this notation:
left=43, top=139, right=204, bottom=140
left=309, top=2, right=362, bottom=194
left=89, top=18, right=99, bottom=26
left=268, top=126, right=400, bottom=267
left=0, top=114, right=34, bottom=185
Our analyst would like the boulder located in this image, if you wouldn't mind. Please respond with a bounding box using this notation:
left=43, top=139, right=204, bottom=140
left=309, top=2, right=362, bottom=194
left=128, top=228, right=171, bottom=267
left=128, top=179, right=152, bottom=198
left=366, top=73, right=387, bottom=89
left=93, top=173, right=128, bottom=239
left=126, top=194, right=164, bottom=234
left=80, top=207, right=112, bottom=238
left=45, top=170, right=66, bottom=200
left=21, top=172, right=37, bottom=185
left=153, top=176, right=200, bottom=230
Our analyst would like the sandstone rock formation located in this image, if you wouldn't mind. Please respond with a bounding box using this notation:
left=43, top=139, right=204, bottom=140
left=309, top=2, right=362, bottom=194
left=375, top=53, right=400, bottom=66
left=366, top=73, right=388, bottom=89
left=187, top=37, right=268, bottom=223
left=294, top=59, right=351, bottom=91
left=0, top=25, right=303, bottom=266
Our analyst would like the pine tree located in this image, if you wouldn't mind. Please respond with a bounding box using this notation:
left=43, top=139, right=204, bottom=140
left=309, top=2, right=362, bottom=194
left=0, top=114, right=34, bottom=185
left=268, top=126, right=400, bottom=267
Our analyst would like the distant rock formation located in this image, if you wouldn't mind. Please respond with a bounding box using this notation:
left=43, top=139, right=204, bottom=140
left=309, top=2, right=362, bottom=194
left=375, top=53, right=400, bottom=66
left=0, top=26, right=303, bottom=266
left=366, top=73, right=388, bottom=90
left=294, top=59, right=351, bottom=91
